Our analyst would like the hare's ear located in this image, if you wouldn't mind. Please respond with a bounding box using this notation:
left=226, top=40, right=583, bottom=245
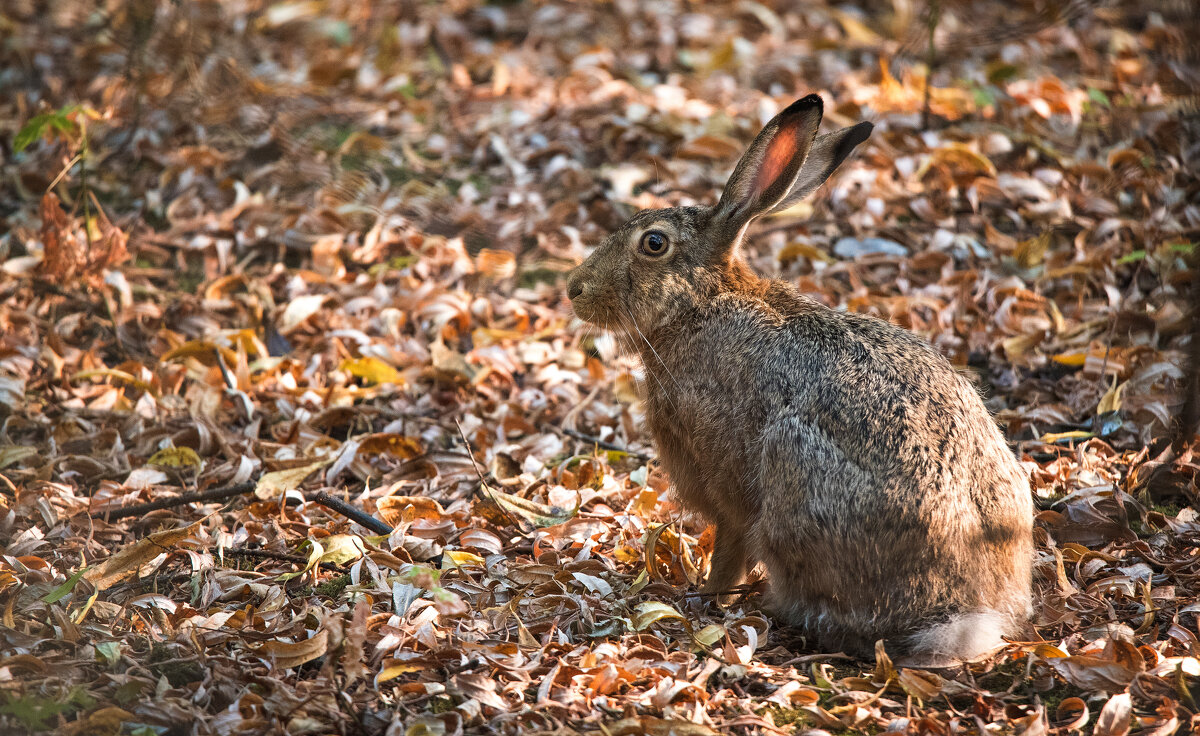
left=766, top=121, right=873, bottom=215
left=713, top=95, right=824, bottom=245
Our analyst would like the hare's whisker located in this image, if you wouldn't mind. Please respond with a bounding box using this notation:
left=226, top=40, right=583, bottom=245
left=611, top=314, right=661, bottom=401
left=623, top=306, right=686, bottom=405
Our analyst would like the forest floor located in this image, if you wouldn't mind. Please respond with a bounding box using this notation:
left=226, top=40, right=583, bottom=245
left=1, top=1, right=1199, bottom=734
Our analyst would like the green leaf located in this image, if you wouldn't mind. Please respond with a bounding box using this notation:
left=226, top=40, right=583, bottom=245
left=13, top=104, right=80, bottom=152
left=1087, top=87, right=1111, bottom=107
left=0, top=687, right=96, bottom=729
left=1117, top=250, right=1146, bottom=265
left=0, top=693, right=71, bottom=730
left=320, top=18, right=352, bottom=45
left=95, top=640, right=122, bottom=666
left=14, top=113, right=56, bottom=152
left=42, top=567, right=88, bottom=603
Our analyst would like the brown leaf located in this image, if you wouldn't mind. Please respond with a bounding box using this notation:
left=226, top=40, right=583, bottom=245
left=1093, top=692, right=1132, bottom=736
left=256, top=628, right=330, bottom=670
left=898, top=668, right=944, bottom=702
left=1047, top=655, right=1138, bottom=693
left=357, top=434, right=423, bottom=458
left=606, top=717, right=719, bottom=735
left=1054, top=697, right=1089, bottom=730
left=676, top=135, right=743, bottom=161
left=38, top=191, right=84, bottom=281
left=84, top=520, right=203, bottom=591
left=60, top=706, right=134, bottom=736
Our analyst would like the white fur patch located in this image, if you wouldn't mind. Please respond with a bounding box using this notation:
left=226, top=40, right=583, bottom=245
left=904, top=611, right=1007, bottom=663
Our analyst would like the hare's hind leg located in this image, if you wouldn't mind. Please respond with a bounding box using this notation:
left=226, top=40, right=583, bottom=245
left=751, top=418, right=882, bottom=641
left=702, top=523, right=749, bottom=604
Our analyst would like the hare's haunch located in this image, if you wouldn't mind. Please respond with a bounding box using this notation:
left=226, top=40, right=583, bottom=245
left=567, top=95, right=1033, bottom=664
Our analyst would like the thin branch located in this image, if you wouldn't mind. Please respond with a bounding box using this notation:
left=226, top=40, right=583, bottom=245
left=922, top=0, right=940, bottom=130
left=89, top=481, right=256, bottom=520
left=779, top=652, right=857, bottom=666
left=558, top=426, right=650, bottom=460
left=681, top=583, right=760, bottom=599
left=454, top=419, right=528, bottom=532
left=310, top=491, right=393, bottom=536
left=1171, top=249, right=1200, bottom=454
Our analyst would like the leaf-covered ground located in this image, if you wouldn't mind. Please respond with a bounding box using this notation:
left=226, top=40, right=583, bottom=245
left=2, top=1, right=1199, bottom=734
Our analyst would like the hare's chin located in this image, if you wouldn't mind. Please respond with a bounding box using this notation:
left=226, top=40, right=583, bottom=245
left=570, top=303, right=603, bottom=325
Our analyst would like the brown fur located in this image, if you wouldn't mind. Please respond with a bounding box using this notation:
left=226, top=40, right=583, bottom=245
left=566, top=96, right=1034, bottom=662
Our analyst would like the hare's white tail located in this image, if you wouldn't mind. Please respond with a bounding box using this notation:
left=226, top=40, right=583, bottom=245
left=903, top=611, right=1009, bottom=664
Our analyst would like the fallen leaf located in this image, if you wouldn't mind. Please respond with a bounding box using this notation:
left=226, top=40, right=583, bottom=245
left=340, top=356, right=402, bottom=385
left=147, top=446, right=202, bottom=469
left=278, top=294, right=331, bottom=334
left=255, top=628, right=330, bottom=670
left=1093, top=692, right=1131, bottom=736
left=254, top=460, right=329, bottom=500
left=84, top=520, right=203, bottom=591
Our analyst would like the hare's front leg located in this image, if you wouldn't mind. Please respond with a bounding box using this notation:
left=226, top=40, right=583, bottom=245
left=701, top=523, right=748, bottom=603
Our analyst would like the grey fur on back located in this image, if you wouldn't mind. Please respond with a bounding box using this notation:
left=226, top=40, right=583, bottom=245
left=566, top=95, right=1033, bottom=662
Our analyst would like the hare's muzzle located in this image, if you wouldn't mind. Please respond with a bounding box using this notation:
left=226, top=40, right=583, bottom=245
left=565, top=269, right=601, bottom=323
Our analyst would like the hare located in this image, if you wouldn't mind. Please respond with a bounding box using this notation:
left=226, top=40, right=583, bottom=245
left=566, top=95, right=1033, bottom=664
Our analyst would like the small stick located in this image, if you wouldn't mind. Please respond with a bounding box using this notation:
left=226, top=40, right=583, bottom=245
left=683, top=586, right=758, bottom=599
left=780, top=652, right=856, bottom=666
left=454, top=419, right=528, bottom=532
left=1172, top=248, right=1200, bottom=455
left=922, top=0, right=940, bottom=130
left=89, top=481, right=256, bottom=520
left=559, top=427, right=650, bottom=460
left=311, top=491, right=393, bottom=536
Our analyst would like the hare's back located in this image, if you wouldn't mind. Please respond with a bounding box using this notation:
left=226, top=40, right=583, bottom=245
left=684, top=292, right=1021, bottom=490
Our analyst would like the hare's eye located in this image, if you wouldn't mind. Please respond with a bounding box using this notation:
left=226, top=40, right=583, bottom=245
left=639, top=230, right=669, bottom=256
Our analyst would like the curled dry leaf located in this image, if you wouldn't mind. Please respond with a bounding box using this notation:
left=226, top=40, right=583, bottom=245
left=254, top=628, right=330, bottom=670
left=1054, top=697, right=1089, bottom=730
left=1093, top=692, right=1132, bottom=736
left=84, top=520, right=202, bottom=591
left=278, top=294, right=331, bottom=334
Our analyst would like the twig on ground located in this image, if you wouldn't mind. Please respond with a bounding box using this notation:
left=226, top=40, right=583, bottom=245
left=311, top=491, right=393, bottom=536
left=779, top=652, right=857, bottom=666
left=682, top=585, right=759, bottom=599
left=89, top=481, right=256, bottom=520
left=922, top=0, right=941, bottom=129
left=454, top=418, right=530, bottom=532
left=1172, top=249, right=1200, bottom=454
left=558, top=426, right=650, bottom=460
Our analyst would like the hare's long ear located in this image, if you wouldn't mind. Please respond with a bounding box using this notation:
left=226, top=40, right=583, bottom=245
left=766, top=121, right=873, bottom=215
left=712, top=95, right=825, bottom=247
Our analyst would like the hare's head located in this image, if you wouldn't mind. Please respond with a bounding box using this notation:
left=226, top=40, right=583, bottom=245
left=567, top=95, right=871, bottom=332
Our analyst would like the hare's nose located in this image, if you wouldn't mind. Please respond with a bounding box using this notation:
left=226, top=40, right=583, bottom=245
left=567, top=279, right=585, bottom=301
